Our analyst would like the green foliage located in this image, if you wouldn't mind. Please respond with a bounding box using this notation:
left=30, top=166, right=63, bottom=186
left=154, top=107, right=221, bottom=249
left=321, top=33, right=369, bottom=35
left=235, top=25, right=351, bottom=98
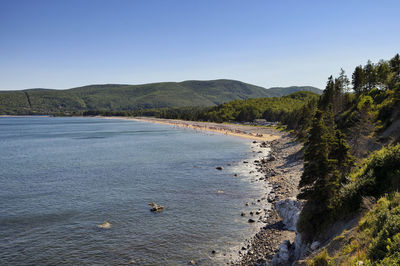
left=309, top=193, right=400, bottom=265
left=325, top=145, right=400, bottom=235
left=298, top=54, right=400, bottom=242
left=308, top=249, right=331, bottom=266
left=158, top=91, right=319, bottom=124
left=298, top=111, right=331, bottom=200
left=0, top=80, right=322, bottom=115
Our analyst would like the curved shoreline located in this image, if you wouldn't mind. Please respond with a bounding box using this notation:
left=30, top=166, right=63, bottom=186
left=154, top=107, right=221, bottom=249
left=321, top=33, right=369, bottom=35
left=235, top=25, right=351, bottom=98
left=103, top=116, right=281, bottom=142
left=108, top=117, right=303, bottom=265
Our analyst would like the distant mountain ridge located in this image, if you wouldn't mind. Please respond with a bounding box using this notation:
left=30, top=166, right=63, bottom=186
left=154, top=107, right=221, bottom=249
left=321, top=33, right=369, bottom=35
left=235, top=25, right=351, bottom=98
left=0, top=79, right=321, bottom=115
left=266, top=86, right=322, bottom=97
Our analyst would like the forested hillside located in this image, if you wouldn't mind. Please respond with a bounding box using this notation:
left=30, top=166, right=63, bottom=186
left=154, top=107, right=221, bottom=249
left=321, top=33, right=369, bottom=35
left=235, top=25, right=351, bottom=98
left=0, top=80, right=320, bottom=115
left=153, top=54, right=400, bottom=264
left=157, top=91, right=319, bottom=124
left=295, top=54, right=400, bottom=264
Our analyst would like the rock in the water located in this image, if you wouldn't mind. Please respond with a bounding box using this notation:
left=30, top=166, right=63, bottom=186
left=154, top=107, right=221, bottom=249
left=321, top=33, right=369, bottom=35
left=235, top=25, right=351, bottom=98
left=243, top=161, right=248, bottom=163
left=248, top=218, right=256, bottom=223
left=211, top=250, right=216, bottom=254
left=189, top=260, right=196, bottom=265
left=98, top=221, right=111, bottom=229
left=216, top=166, right=224, bottom=170
left=241, top=212, right=246, bottom=216
left=149, top=202, right=164, bottom=212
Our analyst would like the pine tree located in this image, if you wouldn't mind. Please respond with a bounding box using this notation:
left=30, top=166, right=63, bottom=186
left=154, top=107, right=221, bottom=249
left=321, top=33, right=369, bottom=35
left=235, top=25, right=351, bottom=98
left=364, top=60, right=377, bottom=91
left=352, top=65, right=365, bottom=95
left=390, top=53, right=400, bottom=85
left=298, top=110, right=331, bottom=200
left=319, top=76, right=335, bottom=110
left=330, top=129, right=355, bottom=183
left=376, top=60, right=391, bottom=90
left=337, top=68, right=350, bottom=93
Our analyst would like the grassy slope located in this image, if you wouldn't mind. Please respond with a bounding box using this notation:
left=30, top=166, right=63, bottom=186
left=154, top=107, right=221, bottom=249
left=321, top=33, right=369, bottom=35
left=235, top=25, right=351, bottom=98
left=307, top=143, right=400, bottom=265
left=0, top=80, right=321, bottom=114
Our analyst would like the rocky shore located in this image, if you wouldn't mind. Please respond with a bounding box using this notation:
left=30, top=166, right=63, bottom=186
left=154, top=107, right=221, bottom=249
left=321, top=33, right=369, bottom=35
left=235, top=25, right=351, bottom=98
left=106, top=117, right=304, bottom=265
left=233, top=133, right=303, bottom=266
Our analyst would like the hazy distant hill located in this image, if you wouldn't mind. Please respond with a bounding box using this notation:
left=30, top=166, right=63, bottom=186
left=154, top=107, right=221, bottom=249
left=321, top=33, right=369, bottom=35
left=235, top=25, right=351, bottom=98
left=0, top=80, right=321, bottom=115
left=266, top=86, right=322, bottom=97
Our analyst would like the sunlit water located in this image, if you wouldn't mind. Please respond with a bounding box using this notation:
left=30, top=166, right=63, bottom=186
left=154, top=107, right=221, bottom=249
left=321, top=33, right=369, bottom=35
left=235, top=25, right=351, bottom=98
left=0, top=117, right=269, bottom=265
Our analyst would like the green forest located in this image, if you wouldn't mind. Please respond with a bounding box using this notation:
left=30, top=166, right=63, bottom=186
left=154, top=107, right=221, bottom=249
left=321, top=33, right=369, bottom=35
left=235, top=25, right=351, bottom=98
left=296, top=54, right=400, bottom=265
left=0, top=80, right=320, bottom=115
left=152, top=54, right=400, bottom=264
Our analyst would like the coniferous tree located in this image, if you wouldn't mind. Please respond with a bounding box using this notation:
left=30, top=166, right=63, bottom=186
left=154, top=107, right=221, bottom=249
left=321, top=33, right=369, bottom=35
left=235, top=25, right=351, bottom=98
left=376, top=60, right=391, bottom=90
left=330, top=129, right=355, bottom=183
left=364, top=60, right=377, bottom=91
left=390, top=53, right=400, bottom=85
left=298, top=110, right=331, bottom=200
left=319, top=76, right=335, bottom=110
left=352, top=65, right=365, bottom=95
left=336, top=68, right=350, bottom=93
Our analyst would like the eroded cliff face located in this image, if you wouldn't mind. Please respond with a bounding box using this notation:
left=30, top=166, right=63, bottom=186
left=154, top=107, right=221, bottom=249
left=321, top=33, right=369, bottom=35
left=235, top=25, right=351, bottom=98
left=275, top=198, right=302, bottom=231
left=270, top=198, right=307, bottom=265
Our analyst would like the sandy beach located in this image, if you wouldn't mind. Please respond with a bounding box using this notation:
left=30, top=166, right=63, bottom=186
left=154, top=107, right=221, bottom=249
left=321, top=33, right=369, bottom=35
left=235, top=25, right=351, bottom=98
left=105, top=116, right=281, bottom=142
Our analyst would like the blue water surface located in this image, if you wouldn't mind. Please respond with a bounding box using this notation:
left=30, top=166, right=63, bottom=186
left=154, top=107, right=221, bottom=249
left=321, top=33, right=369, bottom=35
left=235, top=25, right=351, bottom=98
left=0, top=117, right=264, bottom=265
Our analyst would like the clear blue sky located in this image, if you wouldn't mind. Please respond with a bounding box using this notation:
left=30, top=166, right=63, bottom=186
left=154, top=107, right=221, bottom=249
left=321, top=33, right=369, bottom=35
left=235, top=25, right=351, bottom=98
left=0, top=0, right=399, bottom=90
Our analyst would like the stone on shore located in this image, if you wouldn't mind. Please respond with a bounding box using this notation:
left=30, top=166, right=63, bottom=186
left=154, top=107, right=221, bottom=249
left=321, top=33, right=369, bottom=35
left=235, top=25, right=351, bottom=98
left=248, top=218, right=256, bottom=223
left=275, top=198, right=302, bottom=231
left=216, top=166, right=224, bottom=170
left=270, top=240, right=291, bottom=265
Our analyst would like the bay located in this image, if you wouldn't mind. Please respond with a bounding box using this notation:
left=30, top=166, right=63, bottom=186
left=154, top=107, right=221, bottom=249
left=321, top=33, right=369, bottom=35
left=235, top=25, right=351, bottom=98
left=0, top=117, right=266, bottom=265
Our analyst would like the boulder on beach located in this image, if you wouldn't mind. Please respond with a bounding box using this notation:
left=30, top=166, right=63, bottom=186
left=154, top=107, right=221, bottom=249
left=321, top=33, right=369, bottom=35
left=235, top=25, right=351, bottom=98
left=98, top=221, right=111, bottom=229
left=248, top=218, right=256, bottom=223
left=149, top=202, right=164, bottom=212
left=275, top=198, right=302, bottom=231
left=216, top=166, right=224, bottom=170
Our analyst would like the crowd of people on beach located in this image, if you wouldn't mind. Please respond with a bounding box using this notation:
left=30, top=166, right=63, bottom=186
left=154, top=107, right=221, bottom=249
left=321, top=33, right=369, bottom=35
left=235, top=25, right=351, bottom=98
left=166, top=120, right=264, bottom=138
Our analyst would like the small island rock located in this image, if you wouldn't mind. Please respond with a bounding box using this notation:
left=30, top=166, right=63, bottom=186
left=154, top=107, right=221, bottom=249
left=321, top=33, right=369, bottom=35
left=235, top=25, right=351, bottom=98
left=149, top=202, right=164, bottom=212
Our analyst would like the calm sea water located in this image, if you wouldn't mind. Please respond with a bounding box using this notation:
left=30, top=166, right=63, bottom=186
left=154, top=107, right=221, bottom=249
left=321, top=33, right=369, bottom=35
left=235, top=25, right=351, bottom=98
left=0, top=117, right=267, bottom=265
